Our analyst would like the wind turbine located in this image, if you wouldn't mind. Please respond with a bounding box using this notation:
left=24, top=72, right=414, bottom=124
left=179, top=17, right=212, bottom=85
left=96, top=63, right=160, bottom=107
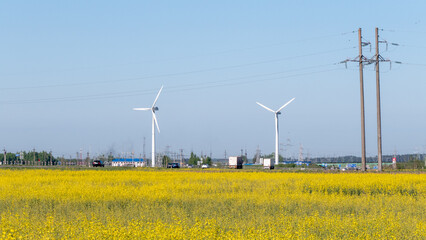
left=133, top=86, right=163, bottom=167
left=256, top=98, right=295, bottom=165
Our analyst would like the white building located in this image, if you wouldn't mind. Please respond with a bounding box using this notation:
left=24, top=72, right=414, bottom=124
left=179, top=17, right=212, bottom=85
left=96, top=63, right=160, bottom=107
left=112, top=158, right=145, bottom=167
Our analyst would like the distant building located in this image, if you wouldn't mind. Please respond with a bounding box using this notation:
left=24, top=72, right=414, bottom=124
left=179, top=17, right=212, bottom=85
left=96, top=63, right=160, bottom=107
left=112, top=158, right=145, bottom=167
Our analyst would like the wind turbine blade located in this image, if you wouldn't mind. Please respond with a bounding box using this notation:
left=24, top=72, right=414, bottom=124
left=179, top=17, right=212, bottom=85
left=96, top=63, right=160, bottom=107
left=152, top=112, right=160, bottom=133
left=152, top=85, right=163, bottom=108
left=133, top=108, right=151, bottom=111
left=277, top=98, right=295, bottom=113
left=256, top=102, right=275, bottom=113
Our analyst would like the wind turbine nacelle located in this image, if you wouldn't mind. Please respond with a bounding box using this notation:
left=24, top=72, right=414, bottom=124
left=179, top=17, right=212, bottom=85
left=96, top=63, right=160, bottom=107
left=277, top=112, right=282, bottom=115
left=153, top=107, right=159, bottom=111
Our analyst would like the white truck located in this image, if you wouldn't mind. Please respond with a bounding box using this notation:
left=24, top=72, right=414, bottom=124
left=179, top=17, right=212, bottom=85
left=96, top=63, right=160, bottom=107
left=263, top=158, right=274, bottom=169
left=229, top=156, right=243, bottom=169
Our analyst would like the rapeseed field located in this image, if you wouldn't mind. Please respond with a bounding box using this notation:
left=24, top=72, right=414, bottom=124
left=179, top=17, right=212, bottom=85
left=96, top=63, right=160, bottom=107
left=0, top=169, right=424, bottom=239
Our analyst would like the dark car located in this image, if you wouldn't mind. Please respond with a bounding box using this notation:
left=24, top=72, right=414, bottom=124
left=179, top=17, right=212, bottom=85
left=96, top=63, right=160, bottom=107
left=166, top=163, right=180, bottom=168
left=92, top=160, right=104, bottom=167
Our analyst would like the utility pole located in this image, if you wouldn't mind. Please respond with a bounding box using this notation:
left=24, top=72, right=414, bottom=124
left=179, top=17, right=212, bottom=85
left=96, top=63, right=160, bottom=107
left=180, top=149, right=184, bottom=167
left=358, top=28, right=367, bottom=171
left=143, top=137, right=146, bottom=160
left=86, top=152, right=90, bottom=167
left=80, top=148, right=83, bottom=166
left=375, top=27, right=383, bottom=171
left=3, top=148, right=6, bottom=165
left=298, top=144, right=304, bottom=162
left=255, top=145, right=261, bottom=164
left=341, top=28, right=370, bottom=171
left=372, top=27, right=393, bottom=171
left=342, top=28, right=397, bottom=171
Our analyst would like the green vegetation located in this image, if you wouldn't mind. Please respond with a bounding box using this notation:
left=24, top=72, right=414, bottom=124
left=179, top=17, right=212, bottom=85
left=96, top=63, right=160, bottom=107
left=0, top=151, right=57, bottom=165
left=188, top=152, right=200, bottom=166
left=396, top=156, right=425, bottom=170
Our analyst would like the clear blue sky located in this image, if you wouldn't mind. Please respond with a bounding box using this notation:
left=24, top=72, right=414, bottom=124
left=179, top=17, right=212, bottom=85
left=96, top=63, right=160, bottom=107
left=1, top=1, right=425, bottom=159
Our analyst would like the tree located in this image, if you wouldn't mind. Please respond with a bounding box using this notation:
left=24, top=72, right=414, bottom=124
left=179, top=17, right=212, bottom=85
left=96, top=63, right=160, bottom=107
left=203, top=156, right=212, bottom=165
left=1, top=151, right=57, bottom=165
left=5, top=153, right=17, bottom=164
left=108, top=152, right=114, bottom=162
left=188, top=152, right=200, bottom=166
left=162, top=155, right=171, bottom=167
left=262, top=153, right=284, bottom=162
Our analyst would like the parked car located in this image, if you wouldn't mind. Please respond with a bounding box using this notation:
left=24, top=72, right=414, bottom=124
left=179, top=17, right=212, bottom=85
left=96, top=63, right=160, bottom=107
left=167, top=163, right=180, bottom=168
left=92, top=160, right=104, bottom=167
left=201, top=164, right=209, bottom=169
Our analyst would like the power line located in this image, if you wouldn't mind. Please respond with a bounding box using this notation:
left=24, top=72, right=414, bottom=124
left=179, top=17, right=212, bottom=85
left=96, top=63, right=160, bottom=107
left=0, top=47, right=354, bottom=91
left=382, top=29, right=426, bottom=35
left=166, top=68, right=342, bottom=93
left=398, top=44, right=426, bottom=49
left=0, top=66, right=342, bottom=105
left=165, top=63, right=337, bottom=90
left=396, top=62, right=426, bottom=67
left=5, top=62, right=335, bottom=100
left=0, top=31, right=355, bottom=78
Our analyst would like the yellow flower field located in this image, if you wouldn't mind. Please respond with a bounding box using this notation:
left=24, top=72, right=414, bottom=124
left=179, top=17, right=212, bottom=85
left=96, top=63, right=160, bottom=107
left=0, top=169, right=424, bottom=239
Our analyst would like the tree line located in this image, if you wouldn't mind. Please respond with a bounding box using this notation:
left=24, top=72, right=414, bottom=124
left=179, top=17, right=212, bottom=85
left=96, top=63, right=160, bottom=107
left=1, top=151, right=57, bottom=165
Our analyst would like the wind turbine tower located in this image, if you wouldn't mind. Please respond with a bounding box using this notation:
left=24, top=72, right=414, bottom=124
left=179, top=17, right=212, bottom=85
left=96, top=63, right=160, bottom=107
left=133, top=86, right=163, bottom=167
left=256, top=98, right=295, bottom=165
